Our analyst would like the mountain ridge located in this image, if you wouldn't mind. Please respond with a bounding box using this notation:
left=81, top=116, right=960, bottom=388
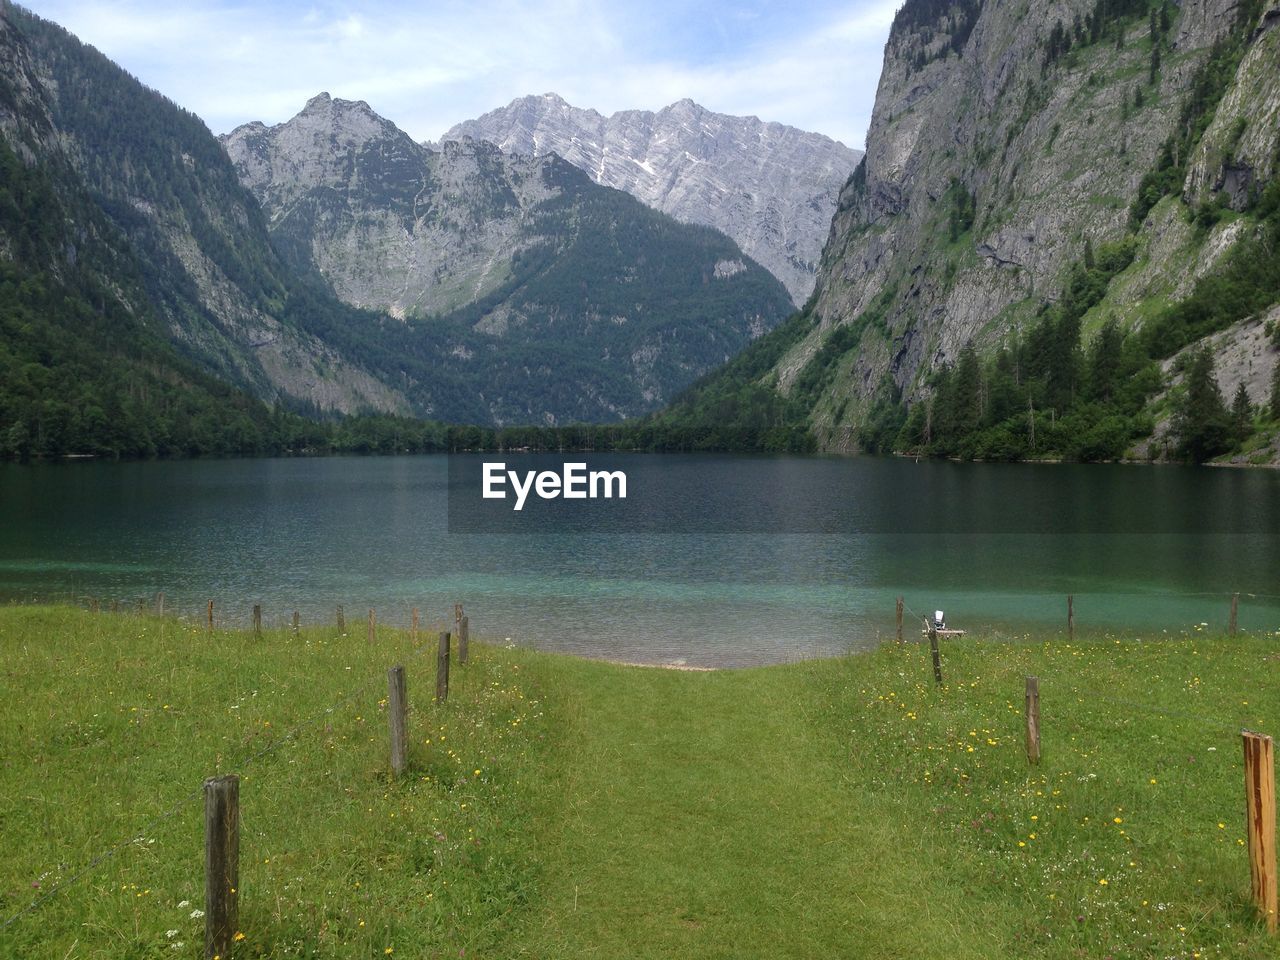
left=222, top=93, right=796, bottom=425
left=443, top=93, right=862, bottom=305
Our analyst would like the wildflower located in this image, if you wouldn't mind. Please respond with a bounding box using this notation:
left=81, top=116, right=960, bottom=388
left=234, top=932, right=245, bottom=942
left=1098, top=878, right=1108, bottom=886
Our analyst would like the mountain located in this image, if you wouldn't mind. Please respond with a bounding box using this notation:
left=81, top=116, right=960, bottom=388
left=222, top=95, right=795, bottom=424
left=0, top=5, right=409, bottom=421
left=0, top=5, right=419, bottom=458
left=443, top=94, right=862, bottom=306
left=663, top=0, right=1280, bottom=462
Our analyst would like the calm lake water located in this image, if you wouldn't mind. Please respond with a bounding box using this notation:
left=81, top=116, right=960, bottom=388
left=1, top=454, right=1278, bottom=666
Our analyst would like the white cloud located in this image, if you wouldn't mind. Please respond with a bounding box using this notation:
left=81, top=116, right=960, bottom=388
left=22, top=0, right=892, bottom=148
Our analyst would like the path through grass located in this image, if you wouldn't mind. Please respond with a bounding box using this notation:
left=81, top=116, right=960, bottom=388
left=515, top=660, right=1015, bottom=958
left=2, top=608, right=1276, bottom=958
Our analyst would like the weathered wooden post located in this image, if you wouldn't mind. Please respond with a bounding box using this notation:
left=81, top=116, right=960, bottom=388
left=926, top=617, right=942, bottom=684
left=436, top=631, right=451, bottom=703
left=459, top=616, right=470, bottom=664
left=454, top=603, right=463, bottom=637
left=1230, top=592, right=1240, bottom=636
left=1067, top=594, right=1075, bottom=641
left=368, top=608, right=376, bottom=643
left=292, top=610, right=300, bottom=634
left=1025, top=676, right=1041, bottom=764
left=336, top=604, right=345, bottom=634
left=156, top=592, right=165, bottom=617
left=388, top=665, right=408, bottom=776
left=204, top=774, right=239, bottom=959
left=1243, top=731, right=1277, bottom=933
left=207, top=600, right=214, bottom=631
left=411, top=607, right=419, bottom=643
left=252, top=604, right=262, bottom=638
left=136, top=598, right=144, bottom=616
left=896, top=596, right=904, bottom=644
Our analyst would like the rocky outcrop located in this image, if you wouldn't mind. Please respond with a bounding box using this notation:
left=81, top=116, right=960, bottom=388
left=1134, top=307, right=1280, bottom=464
left=224, top=94, right=560, bottom=319
left=764, top=0, right=1277, bottom=449
left=444, top=94, right=862, bottom=305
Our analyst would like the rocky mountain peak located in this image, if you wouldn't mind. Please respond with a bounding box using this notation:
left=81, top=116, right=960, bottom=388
left=443, top=95, right=862, bottom=305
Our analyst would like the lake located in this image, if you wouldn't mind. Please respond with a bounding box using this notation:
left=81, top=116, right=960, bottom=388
left=1, top=453, right=1278, bottom=666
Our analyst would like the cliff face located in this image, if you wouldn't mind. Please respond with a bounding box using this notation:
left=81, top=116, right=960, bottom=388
left=778, top=0, right=1279, bottom=450
left=444, top=94, right=862, bottom=306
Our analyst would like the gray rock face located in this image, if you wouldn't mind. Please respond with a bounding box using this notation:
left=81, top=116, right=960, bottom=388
left=224, top=93, right=559, bottom=320
left=767, top=0, right=1277, bottom=450
left=444, top=94, right=862, bottom=305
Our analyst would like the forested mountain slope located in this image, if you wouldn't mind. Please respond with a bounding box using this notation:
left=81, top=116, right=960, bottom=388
left=663, top=0, right=1280, bottom=464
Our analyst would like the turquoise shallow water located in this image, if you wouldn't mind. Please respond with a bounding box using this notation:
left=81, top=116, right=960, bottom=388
left=1, top=454, right=1277, bottom=666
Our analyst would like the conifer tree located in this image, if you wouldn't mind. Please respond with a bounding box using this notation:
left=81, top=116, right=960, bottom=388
left=1230, top=382, right=1252, bottom=442
left=1173, top=346, right=1231, bottom=461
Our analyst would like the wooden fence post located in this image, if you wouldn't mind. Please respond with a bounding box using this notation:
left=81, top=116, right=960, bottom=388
left=896, top=597, right=904, bottom=644
left=207, top=600, right=214, bottom=631
left=388, top=665, right=408, bottom=776
left=336, top=604, right=345, bottom=634
left=459, top=616, right=470, bottom=664
left=368, top=608, right=376, bottom=643
left=1243, top=731, right=1277, bottom=933
left=411, top=607, right=419, bottom=643
left=1067, top=594, right=1075, bottom=641
left=292, top=610, right=300, bottom=634
left=156, top=592, right=165, bottom=617
left=1231, top=592, right=1240, bottom=636
left=204, top=774, right=239, bottom=959
left=252, top=604, right=262, bottom=639
left=436, top=631, right=451, bottom=703
left=1025, top=677, right=1041, bottom=764
left=136, top=598, right=144, bottom=616
left=454, top=603, right=463, bottom=636
left=925, top=617, right=942, bottom=684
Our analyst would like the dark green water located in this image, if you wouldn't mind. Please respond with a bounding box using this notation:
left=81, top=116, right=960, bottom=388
left=1, top=454, right=1277, bottom=666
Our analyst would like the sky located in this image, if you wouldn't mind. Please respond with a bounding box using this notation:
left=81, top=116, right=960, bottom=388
left=22, top=0, right=896, bottom=149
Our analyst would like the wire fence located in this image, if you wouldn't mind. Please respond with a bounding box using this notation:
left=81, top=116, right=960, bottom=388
left=0, top=609, right=450, bottom=931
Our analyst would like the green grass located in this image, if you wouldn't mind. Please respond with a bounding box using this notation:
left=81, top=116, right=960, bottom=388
left=2, top=607, right=1278, bottom=958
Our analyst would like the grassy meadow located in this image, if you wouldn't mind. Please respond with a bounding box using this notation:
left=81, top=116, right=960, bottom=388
left=0, top=606, right=1277, bottom=958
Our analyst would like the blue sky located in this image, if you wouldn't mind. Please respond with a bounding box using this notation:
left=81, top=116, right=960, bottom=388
left=23, top=0, right=896, bottom=148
